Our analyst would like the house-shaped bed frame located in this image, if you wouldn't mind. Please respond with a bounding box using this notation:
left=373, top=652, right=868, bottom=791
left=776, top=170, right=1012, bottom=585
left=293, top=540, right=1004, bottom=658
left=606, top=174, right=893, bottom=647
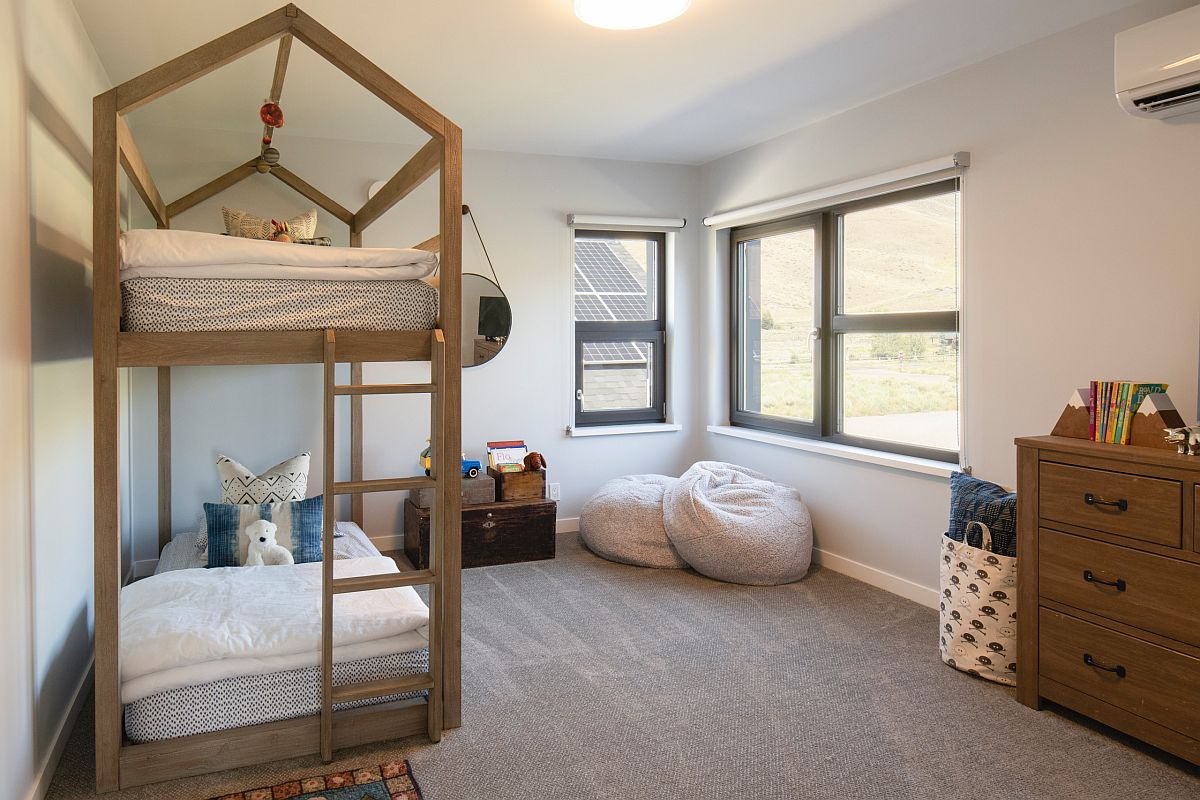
left=92, top=5, right=462, bottom=791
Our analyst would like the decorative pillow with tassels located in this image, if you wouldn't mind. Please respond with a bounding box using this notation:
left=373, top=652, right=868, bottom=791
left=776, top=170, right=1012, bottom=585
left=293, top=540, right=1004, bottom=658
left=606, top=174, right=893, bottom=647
left=222, top=206, right=317, bottom=240
left=217, top=452, right=310, bottom=505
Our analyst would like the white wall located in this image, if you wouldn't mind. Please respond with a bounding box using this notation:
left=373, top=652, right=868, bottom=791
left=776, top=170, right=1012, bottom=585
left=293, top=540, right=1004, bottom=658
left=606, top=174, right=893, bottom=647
left=0, top=1, right=115, bottom=799
left=127, top=130, right=702, bottom=563
left=697, top=0, right=1200, bottom=600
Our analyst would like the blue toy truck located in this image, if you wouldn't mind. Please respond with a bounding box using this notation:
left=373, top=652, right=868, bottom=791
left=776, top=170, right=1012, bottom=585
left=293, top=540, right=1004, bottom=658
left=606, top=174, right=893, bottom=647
left=421, top=442, right=482, bottom=478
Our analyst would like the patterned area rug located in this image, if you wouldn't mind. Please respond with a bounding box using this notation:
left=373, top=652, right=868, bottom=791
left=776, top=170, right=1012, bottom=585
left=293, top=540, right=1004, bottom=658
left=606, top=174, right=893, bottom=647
left=210, top=760, right=422, bottom=800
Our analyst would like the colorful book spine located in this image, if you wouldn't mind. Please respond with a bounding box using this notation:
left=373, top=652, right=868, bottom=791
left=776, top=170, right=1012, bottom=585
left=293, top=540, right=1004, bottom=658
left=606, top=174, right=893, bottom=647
left=1114, top=382, right=1132, bottom=445
left=1088, top=381, right=1097, bottom=441
left=1108, top=381, right=1124, bottom=443
left=1102, top=382, right=1114, bottom=442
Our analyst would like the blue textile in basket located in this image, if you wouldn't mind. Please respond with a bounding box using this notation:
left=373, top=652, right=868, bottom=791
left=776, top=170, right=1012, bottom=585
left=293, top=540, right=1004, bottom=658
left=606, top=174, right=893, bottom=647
left=945, top=471, right=1016, bottom=557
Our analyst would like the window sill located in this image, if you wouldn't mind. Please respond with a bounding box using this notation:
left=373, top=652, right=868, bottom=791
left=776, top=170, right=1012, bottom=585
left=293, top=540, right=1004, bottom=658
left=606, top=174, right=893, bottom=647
left=569, top=423, right=682, bottom=438
left=706, top=425, right=957, bottom=478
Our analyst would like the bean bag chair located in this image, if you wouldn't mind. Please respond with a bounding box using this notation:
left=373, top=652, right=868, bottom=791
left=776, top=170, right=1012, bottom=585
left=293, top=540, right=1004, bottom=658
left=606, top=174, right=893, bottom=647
left=663, top=461, right=812, bottom=585
left=580, top=475, right=687, bottom=569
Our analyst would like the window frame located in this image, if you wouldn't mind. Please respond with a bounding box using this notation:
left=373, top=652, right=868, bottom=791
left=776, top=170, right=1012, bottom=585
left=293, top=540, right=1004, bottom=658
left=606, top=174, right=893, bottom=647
left=730, top=178, right=960, bottom=463
left=573, top=229, right=668, bottom=427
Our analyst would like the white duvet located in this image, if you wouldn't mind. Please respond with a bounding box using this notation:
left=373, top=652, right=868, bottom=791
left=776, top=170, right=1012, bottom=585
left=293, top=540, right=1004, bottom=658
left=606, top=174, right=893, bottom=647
left=120, top=229, right=439, bottom=282
left=119, top=556, right=429, bottom=703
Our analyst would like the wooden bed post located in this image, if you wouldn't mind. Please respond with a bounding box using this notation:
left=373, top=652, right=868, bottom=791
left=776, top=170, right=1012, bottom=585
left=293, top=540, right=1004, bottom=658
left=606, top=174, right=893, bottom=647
left=92, top=88, right=123, bottom=794
left=438, top=121, right=463, bottom=729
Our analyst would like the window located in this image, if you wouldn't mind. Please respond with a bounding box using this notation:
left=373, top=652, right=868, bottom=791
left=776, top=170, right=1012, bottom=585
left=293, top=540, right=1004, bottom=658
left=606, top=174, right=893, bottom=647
left=731, top=179, right=959, bottom=461
left=574, top=230, right=666, bottom=426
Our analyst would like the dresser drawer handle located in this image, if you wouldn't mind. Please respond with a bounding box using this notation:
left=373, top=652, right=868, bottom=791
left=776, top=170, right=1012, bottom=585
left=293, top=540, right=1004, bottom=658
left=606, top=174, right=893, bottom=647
left=1082, top=569, right=1126, bottom=592
left=1083, top=493, right=1128, bottom=512
left=481, top=520, right=496, bottom=529
left=1083, top=653, right=1126, bottom=678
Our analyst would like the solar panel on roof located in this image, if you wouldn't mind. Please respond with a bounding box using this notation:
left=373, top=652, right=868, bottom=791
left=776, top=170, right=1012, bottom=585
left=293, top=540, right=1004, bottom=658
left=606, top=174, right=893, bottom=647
left=573, top=238, right=654, bottom=324
left=582, top=341, right=648, bottom=365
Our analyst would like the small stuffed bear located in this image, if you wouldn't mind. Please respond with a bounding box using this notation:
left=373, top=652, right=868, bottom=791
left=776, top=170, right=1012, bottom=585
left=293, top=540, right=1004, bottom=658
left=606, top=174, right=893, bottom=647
left=244, top=519, right=294, bottom=567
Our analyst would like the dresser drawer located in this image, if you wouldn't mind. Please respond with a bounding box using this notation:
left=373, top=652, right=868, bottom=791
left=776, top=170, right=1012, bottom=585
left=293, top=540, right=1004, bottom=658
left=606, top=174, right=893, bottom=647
left=1039, top=529, right=1200, bottom=646
left=1039, top=608, right=1200, bottom=740
left=1039, top=462, right=1181, bottom=547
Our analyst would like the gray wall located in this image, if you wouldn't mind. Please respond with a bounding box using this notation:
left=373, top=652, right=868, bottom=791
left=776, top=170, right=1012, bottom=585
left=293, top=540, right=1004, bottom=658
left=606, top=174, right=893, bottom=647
left=697, top=0, right=1200, bottom=600
left=0, top=2, right=120, bottom=799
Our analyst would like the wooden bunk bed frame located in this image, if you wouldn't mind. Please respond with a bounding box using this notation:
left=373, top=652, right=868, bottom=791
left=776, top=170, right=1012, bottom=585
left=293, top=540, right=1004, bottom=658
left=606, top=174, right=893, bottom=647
left=92, top=5, right=462, bottom=791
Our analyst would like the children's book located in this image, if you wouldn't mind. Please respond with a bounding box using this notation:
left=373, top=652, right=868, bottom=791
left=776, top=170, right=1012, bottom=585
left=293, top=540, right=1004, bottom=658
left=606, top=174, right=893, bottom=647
left=486, top=440, right=529, bottom=473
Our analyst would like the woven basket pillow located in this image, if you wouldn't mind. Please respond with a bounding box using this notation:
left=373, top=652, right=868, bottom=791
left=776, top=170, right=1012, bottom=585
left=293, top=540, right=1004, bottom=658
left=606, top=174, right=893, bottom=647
left=222, top=206, right=318, bottom=240
left=580, top=474, right=687, bottom=569
left=664, top=461, right=812, bottom=586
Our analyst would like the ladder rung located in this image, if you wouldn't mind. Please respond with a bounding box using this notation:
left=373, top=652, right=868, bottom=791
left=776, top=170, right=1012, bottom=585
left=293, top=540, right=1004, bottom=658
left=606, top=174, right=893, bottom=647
left=332, top=477, right=435, bottom=495
left=333, top=569, right=436, bottom=594
left=331, top=673, right=434, bottom=704
left=334, top=383, right=437, bottom=396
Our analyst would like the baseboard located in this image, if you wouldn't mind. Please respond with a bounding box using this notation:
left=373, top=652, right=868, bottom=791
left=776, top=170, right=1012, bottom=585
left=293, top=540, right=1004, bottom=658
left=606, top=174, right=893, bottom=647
left=371, top=533, right=404, bottom=552
left=556, top=517, right=580, bottom=534
left=132, top=558, right=158, bottom=579
left=27, top=658, right=94, bottom=800
left=812, top=547, right=938, bottom=608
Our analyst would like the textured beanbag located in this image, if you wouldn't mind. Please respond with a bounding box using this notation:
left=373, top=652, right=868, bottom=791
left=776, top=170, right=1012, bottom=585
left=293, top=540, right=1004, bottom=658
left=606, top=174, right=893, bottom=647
left=580, top=475, right=687, bottom=569
left=664, top=461, right=812, bottom=585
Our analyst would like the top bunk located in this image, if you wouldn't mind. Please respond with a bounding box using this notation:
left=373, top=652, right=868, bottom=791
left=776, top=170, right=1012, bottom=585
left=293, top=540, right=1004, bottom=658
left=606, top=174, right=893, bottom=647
left=95, top=3, right=462, bottom=368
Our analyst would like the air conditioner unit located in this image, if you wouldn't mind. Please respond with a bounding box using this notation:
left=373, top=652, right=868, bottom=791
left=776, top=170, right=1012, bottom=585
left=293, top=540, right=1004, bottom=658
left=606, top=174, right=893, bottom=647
left=1115, top=3, right=1200, bottom=118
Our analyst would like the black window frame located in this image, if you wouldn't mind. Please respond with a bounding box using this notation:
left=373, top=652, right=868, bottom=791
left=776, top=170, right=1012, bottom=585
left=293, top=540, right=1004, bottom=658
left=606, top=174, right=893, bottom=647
left=730, top=179, right=960, bottom=462
left=573, top=229, right=668, bottom=427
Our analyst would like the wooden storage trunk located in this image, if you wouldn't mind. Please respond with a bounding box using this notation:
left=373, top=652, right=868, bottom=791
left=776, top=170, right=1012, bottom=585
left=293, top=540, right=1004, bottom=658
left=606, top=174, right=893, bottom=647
left=403, top=497, right=556, bottom=569
left=487, top=466, right=546, bottom=501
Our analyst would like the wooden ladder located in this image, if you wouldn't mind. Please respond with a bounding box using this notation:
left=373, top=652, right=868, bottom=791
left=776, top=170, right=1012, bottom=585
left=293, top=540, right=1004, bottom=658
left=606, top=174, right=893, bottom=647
left=319, top=328, right=446, bottom=761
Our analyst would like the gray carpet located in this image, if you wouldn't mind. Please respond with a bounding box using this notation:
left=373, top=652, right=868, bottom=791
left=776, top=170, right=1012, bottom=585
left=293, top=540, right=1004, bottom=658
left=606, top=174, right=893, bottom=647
left=47, top=533, right=1199, bottom=799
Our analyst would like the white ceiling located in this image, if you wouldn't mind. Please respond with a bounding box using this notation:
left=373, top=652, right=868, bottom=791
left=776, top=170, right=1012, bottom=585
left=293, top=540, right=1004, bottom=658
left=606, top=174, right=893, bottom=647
left=72, top=0, right=1139, bottom=164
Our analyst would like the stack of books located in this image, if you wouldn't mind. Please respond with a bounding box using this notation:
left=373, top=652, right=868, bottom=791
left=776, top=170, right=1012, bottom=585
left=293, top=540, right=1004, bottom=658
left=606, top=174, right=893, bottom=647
left=1089, top=381, right=1168, bottom=444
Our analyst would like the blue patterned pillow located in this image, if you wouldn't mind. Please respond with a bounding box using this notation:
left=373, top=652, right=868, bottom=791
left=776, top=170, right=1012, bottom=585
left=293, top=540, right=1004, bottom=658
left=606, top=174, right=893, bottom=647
left=945, top=472, right=1017, bottom=557
left=204, top=495, right=324, bottom=567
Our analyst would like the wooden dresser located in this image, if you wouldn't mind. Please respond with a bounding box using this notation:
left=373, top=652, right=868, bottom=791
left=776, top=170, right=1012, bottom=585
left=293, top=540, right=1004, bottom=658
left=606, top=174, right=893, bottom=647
left=1015, top=435, right=1200, bottom=763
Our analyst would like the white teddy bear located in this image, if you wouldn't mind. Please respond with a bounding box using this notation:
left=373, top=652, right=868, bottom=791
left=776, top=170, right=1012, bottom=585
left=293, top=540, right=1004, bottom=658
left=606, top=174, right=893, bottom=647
left=244, top=519, right=295, bottom=567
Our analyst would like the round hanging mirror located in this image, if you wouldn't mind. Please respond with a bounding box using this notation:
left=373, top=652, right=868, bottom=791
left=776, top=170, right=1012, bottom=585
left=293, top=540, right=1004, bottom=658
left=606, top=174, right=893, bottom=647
left=463, top=273, right=510, bottom=367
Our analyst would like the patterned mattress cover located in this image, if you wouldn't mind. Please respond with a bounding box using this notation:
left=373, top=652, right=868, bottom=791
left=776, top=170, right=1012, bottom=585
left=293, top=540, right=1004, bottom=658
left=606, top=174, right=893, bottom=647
left=124, top=648, right=428, bottom=742
left=121, top=277, right=439, bottom=332
left=132, top=523, right=427, bottom=742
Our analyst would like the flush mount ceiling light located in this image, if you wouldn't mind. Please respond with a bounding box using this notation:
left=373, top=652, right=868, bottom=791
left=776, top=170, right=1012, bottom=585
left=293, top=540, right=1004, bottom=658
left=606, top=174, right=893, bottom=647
left=574, top=0, right=691, bottom=30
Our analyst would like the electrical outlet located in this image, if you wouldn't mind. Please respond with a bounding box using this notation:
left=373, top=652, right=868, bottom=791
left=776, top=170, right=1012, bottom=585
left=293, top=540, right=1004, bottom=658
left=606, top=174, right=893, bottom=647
left=547, top=482, right=561, bottom=501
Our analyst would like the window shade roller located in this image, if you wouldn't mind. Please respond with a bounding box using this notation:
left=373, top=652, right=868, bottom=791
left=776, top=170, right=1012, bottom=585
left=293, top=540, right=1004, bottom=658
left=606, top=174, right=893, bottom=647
left=702, top=152, right=970, bottom=229
left=569, top=214, right=686, bottom=232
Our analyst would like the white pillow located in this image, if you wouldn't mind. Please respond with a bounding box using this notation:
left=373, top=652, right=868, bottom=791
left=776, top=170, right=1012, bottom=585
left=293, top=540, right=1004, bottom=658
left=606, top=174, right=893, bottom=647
left=222, top=206, right=317, bottom=240
left=217, top=452, right=310, bottom=505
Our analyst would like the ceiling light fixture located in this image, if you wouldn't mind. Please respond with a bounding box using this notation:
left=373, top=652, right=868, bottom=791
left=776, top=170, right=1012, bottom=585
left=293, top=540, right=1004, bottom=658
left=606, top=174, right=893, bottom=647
left=574, top=0, right=691, bottom=30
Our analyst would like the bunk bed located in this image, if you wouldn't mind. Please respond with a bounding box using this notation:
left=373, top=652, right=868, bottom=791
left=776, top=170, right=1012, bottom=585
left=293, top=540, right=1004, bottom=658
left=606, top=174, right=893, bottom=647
left=92, top=5, right=462, bottom=791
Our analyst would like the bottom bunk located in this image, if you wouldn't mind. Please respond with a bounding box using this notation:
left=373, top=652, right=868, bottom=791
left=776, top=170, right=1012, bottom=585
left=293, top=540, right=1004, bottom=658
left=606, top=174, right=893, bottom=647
left=122, top=523, right=430, bottom=746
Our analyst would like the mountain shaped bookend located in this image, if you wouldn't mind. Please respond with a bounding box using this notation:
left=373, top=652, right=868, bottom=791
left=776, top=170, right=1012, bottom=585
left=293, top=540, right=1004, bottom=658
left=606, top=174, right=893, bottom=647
left=1050, top=387, right=1091, bottom=439
left=1129, top=392, right=1188, bottom=450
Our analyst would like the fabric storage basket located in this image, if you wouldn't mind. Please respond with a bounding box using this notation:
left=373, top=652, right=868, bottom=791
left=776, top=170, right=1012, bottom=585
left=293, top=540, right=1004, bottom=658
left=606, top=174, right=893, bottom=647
left=939, top=521, right=1018, bottom=685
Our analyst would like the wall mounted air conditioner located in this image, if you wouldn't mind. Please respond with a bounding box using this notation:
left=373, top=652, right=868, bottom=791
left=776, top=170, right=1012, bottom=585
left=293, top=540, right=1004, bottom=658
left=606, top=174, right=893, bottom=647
left=1115, top=3, right=1200, bottom=118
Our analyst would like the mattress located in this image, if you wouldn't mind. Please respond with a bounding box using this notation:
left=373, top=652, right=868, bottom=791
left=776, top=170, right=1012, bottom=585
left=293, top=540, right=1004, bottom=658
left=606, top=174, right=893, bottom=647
left=124, top=646, right=428, bottom=742
left=121, top=277, right=439, bottom=333
left=129, top=543, right=429, bottom=742
left=154, top=520, right=384, bottom=574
